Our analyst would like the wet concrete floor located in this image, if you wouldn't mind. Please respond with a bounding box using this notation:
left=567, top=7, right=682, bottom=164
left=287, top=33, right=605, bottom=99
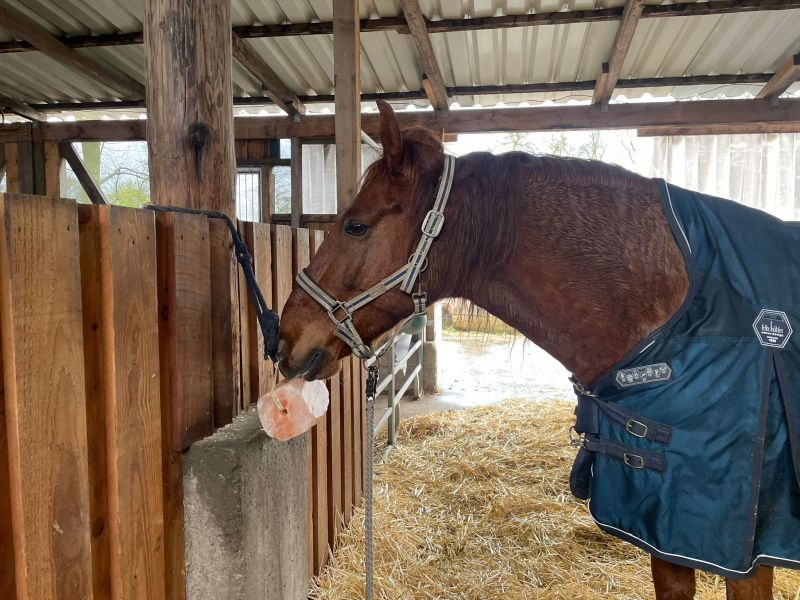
left=397, top=331, right=574, bottom=421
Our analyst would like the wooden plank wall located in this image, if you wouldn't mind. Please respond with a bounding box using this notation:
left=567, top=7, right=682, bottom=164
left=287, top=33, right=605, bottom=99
left=0, top=196, right=366, bottom=598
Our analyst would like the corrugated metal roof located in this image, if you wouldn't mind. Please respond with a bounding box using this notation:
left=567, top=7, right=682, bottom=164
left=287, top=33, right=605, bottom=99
left=0, top=0, right=799, bottom=121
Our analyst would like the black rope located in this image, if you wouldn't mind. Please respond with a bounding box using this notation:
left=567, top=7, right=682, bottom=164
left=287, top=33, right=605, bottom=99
left=146, top=204, right=280, bottom=362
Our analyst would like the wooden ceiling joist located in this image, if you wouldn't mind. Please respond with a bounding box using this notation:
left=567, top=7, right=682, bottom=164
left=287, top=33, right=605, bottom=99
left=0, top=94, right=45, bottom=122
left=593, top=0, right=645, bottom=105
left=3, top=98, right=799, bottom=142
left=399, top=0, right=449, bottom=112
left=0, top=4, right=145, bottom=99
left=756, top=53, right=800, bottom=100
left=7, top=73, right=775, bottom=114
left=231, top=34, right=305, bottom=119
left=59, top=142, right=108, bottom=205
left=2, top=0, right=799, bottom=54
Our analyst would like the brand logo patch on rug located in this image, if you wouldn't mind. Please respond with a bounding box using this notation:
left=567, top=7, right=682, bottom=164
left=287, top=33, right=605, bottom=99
left=615, top=363, right=672, bottom=388
left=753, top=309, right=793, bottom=349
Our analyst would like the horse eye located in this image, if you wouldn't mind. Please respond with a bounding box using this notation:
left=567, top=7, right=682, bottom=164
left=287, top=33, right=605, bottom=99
left=344, top=221, right=369, bottom=237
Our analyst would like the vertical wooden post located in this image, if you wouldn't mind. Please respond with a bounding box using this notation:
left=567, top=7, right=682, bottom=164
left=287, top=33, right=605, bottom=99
left=144, top=0, right=235, bottom=217
left=4, top=144, right=19, bottom=193
left=333, top=0, right=361, bottom=213
left=260, top=166, right=274, bottom=223
left=44, top=142, right=64, bottom=197
left=15, top=142, right=34, bottom=195
left=290, top=139, right=302, bottom=228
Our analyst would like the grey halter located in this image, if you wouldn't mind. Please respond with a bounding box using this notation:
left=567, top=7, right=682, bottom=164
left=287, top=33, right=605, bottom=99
left=295, top=154, right=456, bottom=360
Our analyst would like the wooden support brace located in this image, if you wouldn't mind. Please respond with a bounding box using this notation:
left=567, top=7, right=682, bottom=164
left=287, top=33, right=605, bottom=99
left=60, top=142, right=108, bottom=205
left=232, top=33, right=305, bottom=119
left=593, top=0, right=646, bottom=105
left=756, top=53, right=800, bottom=101
left=0, top=4, right=144, bottom=99
left=400, top=0, right=449, bottom=112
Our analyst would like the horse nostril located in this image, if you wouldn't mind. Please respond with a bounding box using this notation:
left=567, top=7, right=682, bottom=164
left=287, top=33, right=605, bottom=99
left=277, top=339, right=288, bottom=361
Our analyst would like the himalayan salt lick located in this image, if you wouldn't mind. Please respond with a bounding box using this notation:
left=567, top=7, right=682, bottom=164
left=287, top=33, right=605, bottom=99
left=257, top=378, right=329, bottom=441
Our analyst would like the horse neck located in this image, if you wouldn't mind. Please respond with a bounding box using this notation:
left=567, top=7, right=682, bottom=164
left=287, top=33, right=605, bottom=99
left=423, top=153, right=689, bottom=385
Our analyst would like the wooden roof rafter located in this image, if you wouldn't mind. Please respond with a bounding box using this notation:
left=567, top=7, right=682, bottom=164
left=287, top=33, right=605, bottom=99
left=0, top=4, right=145, bottom=99
left=756, top=53, right=800, bottom=101
left=2, top=0, right=798, bottom=54
left=399, top=0, right=449, bottom=112
left=231, top=33, right=305, bottom=120
left=593, top=0, right=645, bottom=105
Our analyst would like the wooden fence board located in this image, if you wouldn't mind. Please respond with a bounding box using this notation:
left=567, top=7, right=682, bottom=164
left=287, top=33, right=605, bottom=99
left=0, top=194, right=93, bottom=599
left=361, top=365, right=368, bottom=494
left=81, top=206, right=166, bottom=599
left=351, top=357, right=362, bottom=507
left=209, top=219, right=240, bottom=428
left=309, top=230, right=329, bottom=574
left=0, top=285, right=15, bottom=600
left=155, top=213, right=213, bottom=451
left=237, top=237, right=251, bottom=413
left=243, top=222, right=274, bottom=404
left=341, top=356, right=353, bottom=524
left=326, top=372, right=342, bottom=548
left=78, top=205, right=112, bottom=600
left=271, top=225, right=294, bottom=313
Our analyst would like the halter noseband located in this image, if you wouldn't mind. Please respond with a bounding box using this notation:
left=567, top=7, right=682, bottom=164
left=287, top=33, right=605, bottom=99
left=295, top=154, right=457, bottom=360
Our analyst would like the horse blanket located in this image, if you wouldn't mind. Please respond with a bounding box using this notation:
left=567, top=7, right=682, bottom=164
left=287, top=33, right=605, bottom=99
left=570, top=179, right=800, bottom=578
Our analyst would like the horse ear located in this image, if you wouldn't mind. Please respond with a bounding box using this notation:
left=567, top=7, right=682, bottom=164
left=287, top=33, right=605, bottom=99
left=377, top=100, right=402, bottom=171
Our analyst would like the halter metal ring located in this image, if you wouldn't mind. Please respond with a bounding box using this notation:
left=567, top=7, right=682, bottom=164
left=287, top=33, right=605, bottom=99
left=328, top=301, right=352, bottom=325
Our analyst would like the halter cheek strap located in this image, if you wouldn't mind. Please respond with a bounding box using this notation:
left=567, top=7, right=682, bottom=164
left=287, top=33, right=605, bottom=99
left=294, top=154, right=457, bottom=361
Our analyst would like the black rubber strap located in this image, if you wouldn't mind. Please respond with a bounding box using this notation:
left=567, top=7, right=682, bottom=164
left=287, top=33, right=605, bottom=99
left=146, top=205, right=280, bottom=362
left=574, top=393, right=672, bottom=446
left=583, top=436, right=667, bottom=474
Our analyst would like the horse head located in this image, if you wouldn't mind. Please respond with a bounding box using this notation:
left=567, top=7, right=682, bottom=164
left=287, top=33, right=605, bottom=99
left=278, top=101, right=446, bottom=381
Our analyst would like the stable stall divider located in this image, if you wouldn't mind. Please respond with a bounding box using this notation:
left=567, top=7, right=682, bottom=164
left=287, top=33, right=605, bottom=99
left=0, top=194, right=94, bottom=600
left=0, top=195, right=367, bottom=599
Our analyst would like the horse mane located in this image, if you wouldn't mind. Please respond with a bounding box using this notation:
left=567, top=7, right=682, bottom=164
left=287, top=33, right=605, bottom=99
left=361, top=127, right=661, bottom=298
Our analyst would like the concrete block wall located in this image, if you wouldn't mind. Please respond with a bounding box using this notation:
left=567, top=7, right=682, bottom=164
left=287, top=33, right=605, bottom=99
left=183, top=410, right=308, bottom=600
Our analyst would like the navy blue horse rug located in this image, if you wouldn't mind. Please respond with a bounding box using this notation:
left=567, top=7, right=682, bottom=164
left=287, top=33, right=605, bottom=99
left=570, top=180, right=800, bottom=578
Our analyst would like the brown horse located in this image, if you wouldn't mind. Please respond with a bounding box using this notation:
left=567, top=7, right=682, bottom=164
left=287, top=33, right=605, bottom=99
left=277, top=100, right=775, bottom=599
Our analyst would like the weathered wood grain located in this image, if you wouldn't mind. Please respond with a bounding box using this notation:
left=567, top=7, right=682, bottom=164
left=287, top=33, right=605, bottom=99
left=0, top=194, right=93, bottom=599
left=351, top=354, right=362, bottom=507
left=341, top=356, right=354, bottom=524
left=209, top=219, right=241, bottom=426
left=326, top=371, right=342, bottom=546
left=155, top=212, right=214, bottom=451
left=145, top=0, right=236, bottom=216
left=80, top=205, right=166, bottom=599
left=333, top=0, right=361, bottom=212
left=271, top=225, right=294, bottom=312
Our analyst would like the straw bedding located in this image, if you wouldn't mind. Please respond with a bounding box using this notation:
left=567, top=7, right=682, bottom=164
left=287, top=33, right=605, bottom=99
left=309, top=398, right=800, bottom=599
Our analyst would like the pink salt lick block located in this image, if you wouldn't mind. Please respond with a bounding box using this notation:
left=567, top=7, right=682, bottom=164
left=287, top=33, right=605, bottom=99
left=257, top=378, right=329, bottom=441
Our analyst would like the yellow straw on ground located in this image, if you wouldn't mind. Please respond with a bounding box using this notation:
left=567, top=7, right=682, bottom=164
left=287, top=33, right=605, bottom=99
left=310, top=398, right=800, bottom=599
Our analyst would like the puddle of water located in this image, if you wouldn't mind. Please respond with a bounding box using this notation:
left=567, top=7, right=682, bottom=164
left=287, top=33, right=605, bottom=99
left=436, top=331, right=574, bottom=407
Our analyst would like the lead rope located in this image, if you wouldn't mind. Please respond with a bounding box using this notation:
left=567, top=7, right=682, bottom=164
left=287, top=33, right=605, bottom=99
left=365, top=365, right=379, bottom=600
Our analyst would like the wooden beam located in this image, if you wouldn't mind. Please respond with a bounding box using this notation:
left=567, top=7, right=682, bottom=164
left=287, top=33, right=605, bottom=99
left=290, top=138, right=302, bottom=228
left=756, top=53, right=800, bottom=100
left=333, top=0, right=361, bottom=212
left=0, top=145, right=5, bottom=183
left=2, top=0, right=799, bottom=55
left=0, top=4, right=144, bottom=99
left=4, top=98, right=800, bottom=141
left=399, top=0, right=449, bottom=111
left=145, top=0, right=236, bottom=216
left=593, top=0, right=645, bottom=104
left=60, top=142, right=107, bottom=204
left=19, top=72, right=775, bottom=116
left=0, top=95, right=45, bottom=122
left=231, top=33, right=305, bottom=119
left=638, top=122, right=800, bottom=136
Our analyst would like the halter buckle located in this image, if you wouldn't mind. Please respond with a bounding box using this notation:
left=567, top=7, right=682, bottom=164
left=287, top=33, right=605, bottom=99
left=624, top=453, right=645, bottom=469
left=412, top=292, right=427, bottom=315
left=421, top=210, right=445, bottom=238
left=328, top=302, right=352, bottom=325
